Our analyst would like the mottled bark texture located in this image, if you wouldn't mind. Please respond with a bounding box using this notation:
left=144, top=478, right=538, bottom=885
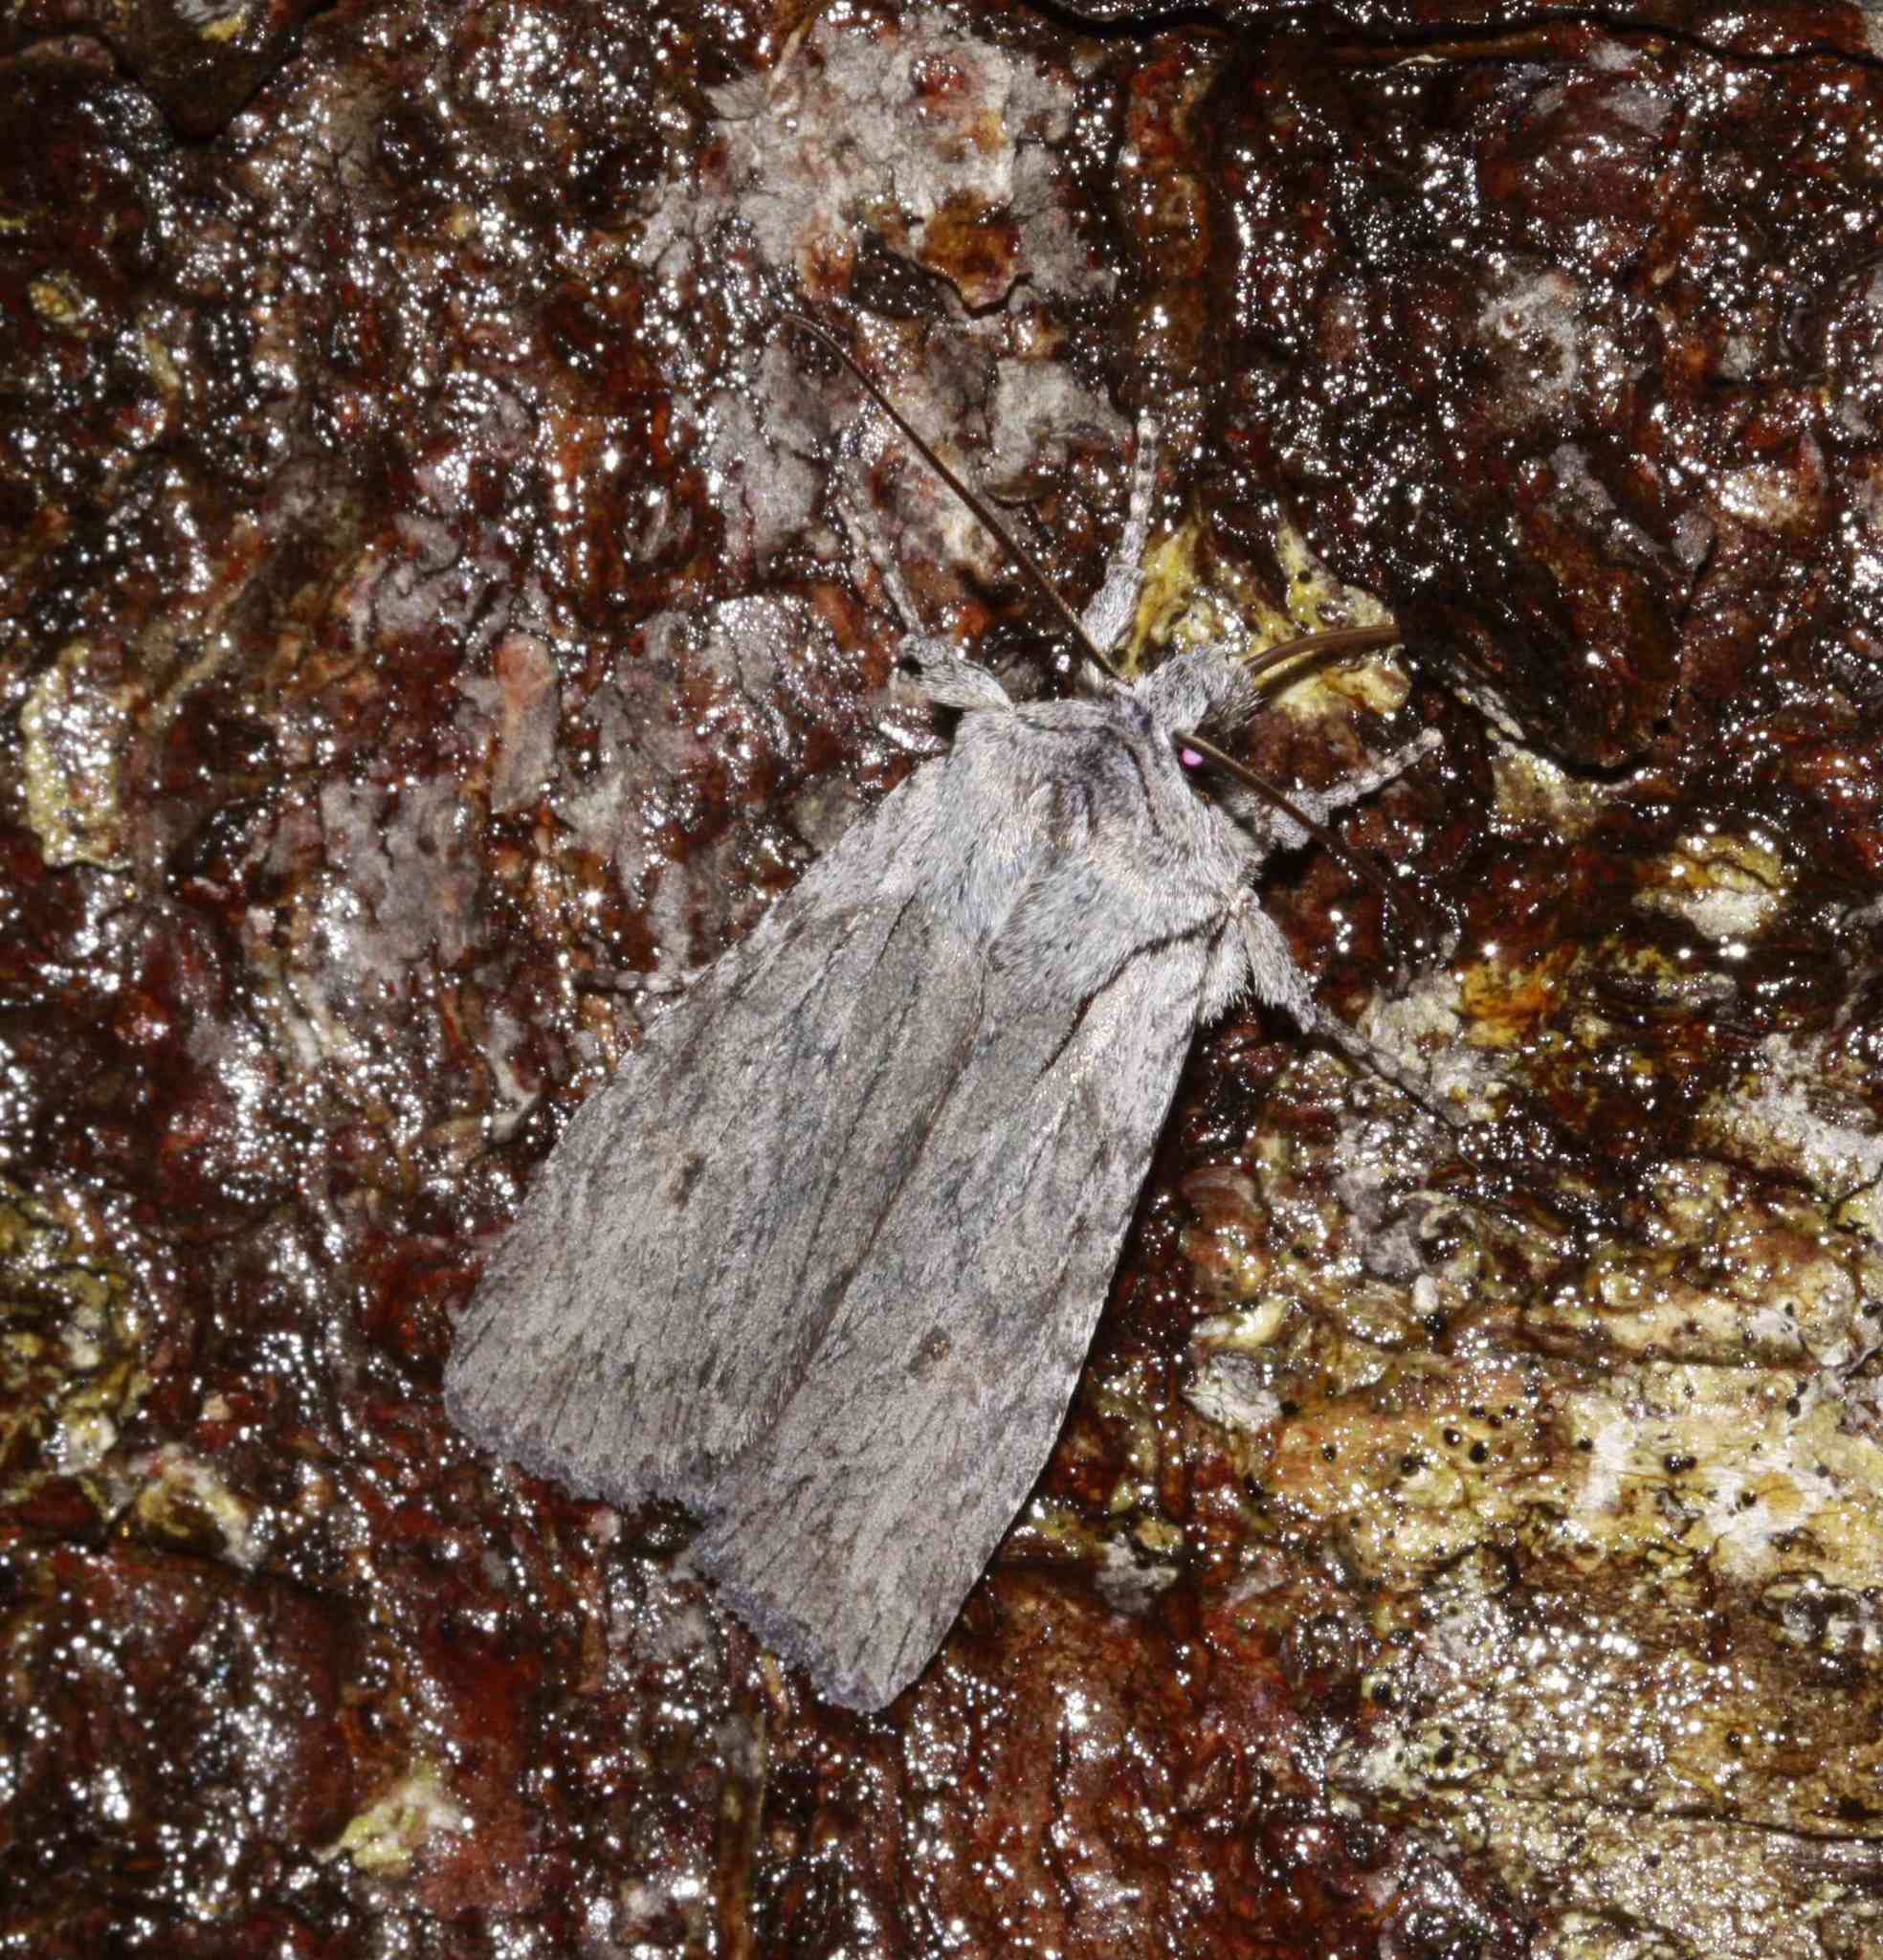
left=7, top=0, right=1883, bottom=1953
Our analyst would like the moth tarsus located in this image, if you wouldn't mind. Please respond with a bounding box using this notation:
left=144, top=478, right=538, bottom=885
left=444, top=325, right=1449, bottom=1710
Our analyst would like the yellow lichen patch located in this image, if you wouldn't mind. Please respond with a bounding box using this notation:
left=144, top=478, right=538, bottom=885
left=1130, top=1513, right=1186, bottom=1559
left=1175, top=1164, right=1274, bottom=1303
left=1536, top=1160, right=1883, bottom=1370
left=1273, top=521, right=1396, bottom=644
left=0, top=1178, right=147, bottom=1512
left=1131, top=514, right=1407, bottom=721
left=20, top=640, right=135, bottom=870
left=1457, top=946, right=1575, bottom=1049
left=126, top=1448, right=268, bottom=1569
left=321, top=1761, right=471, bottom=1875
left=200, top=1, right=254, bottom=44
left=1129, top=515, right=1220, bottom=665
left=1636, top=828, right=1786, bottom=943
left=1263, top=523, right=1407, bottom=722
left=1189, top=1297, right=1293, bottom=1353
left=1550, top=1363, right=1883, bottom=1593
left=28, top=273, right=95, bottom=334
left=139, top=328, right=184, bottom=398
left=1258, top=1356, right=1555, bottom=1577
left=1486, top=741, right=1610, bottom=839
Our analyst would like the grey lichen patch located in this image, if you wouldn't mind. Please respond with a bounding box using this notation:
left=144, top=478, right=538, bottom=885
left=1183, top=1349, right=1283, bottom=1437
left=551, top=594, right=889, bottom=982
left=273, top=771, right=485, bottom=1042
left=1090, top=1532, right=1183, bottom=1613
left=1342, top=1509, right=1883, bottom=1954
left=1634, top=829, right=1787, bottom=944
left=678, top=0, right=1126, bottom=610
left=703, top=13, right=1094, bottom=315
left=320, top=1759, right=471, bottom=1876
left=984, top=361, right=1131, bottom=506
left=1701, top=1032, right=1883, bottom=1236
left=20, top=641, right=135, bottom=871
left=1357, top=972, right=1508, bottom=1117
left=1554, top=1159, right=1883, bottom=1369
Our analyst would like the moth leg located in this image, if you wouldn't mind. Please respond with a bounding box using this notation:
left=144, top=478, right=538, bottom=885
left=1224, top=733, right=1438, bottom=867
left=1242, top=729, right=1456, bottom=1121
left=1312, top=1010, right=1461, bottom=1126
left=571, top=967, right=686, bottom=998
left=1237, top=900, right=1321, bottom=1029
left=1285, top=730, right=1440, bottom=831
left=833, top=498, right=1011, bottom=713
left=1200, top=912, right=1256, bottom=1022
left=1078, top=415, right=1161, bottom=657
left=1238, top=902, right=1456, bottom=1125
left=834, top=495, right=924, bottom=630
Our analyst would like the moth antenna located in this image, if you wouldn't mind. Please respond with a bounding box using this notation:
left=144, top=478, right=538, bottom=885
left=1241, top=622, right=1403, bottom=685
left=1178, top=730, right=1402, bottom=911
left=774, top=312, right=1124, bottom=682
left=1218, top=621, right=1433, bottom=946
left=778, top=314, right=1426, bottom=946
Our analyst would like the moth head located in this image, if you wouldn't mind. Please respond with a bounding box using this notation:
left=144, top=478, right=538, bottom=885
left=1133, top=645, right=1260, bottom=738
left=1124, top=649, right=1293, bottom=847
left=1167, top=727, right=1263, bottom=830
left=1134, top=650, right=1263, bottom=809
left=1133, top=649, right=1418, bottom=928
left=1134, top=650, right=1311, bottom=851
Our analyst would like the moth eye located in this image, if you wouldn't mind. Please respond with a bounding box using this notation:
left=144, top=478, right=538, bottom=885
left=1177, top=744, right=1207, bottom=773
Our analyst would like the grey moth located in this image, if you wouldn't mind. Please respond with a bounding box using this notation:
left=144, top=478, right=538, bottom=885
left=445, top=370, right=1437, bottom=1711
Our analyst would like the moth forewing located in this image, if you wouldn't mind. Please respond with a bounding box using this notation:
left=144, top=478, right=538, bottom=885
left=676, top=679, right=1285, bottom=1710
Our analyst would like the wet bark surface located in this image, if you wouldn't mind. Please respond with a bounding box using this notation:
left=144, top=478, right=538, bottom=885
left=5, top=0, right=1883, bottom=1953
